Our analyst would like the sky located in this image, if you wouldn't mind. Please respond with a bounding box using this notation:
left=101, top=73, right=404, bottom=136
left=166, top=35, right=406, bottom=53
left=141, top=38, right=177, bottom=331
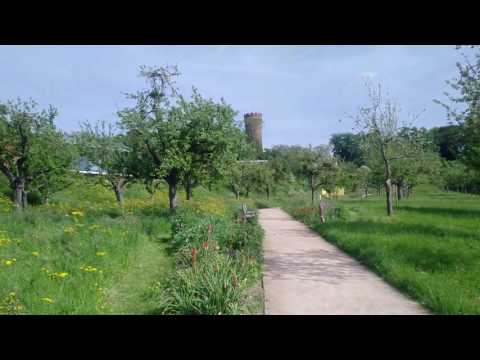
left=0, top=45, right=471, bottom=148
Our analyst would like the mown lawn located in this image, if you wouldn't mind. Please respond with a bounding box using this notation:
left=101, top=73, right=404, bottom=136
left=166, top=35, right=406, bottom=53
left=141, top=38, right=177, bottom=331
left=266, top=186, right=480, bottom=315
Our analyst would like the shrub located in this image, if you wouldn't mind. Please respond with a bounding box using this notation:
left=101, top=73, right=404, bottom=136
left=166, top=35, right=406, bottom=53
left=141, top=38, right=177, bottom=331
left=171, top=208, right=263, bottom=261
left=158, top=198, right=264, bottom=315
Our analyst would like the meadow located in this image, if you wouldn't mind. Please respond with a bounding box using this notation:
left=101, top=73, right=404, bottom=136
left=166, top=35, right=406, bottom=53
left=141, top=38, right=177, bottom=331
left=0, top=176, right=263, bottom=315
left=263, top=186, right=480, bottom=315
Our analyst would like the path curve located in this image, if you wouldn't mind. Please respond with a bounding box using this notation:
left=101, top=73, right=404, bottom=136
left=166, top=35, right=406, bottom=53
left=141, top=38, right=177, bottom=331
left=259, top=208, right=428, bottom=315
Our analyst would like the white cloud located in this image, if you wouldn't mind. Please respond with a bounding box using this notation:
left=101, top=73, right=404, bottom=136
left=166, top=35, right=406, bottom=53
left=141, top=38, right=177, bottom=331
left=360, top=71, right=378, bottom=79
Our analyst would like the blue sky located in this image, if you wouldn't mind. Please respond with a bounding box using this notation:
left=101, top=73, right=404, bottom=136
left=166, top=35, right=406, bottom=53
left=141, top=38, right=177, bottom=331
left=0, top=45, right=469, bottom=148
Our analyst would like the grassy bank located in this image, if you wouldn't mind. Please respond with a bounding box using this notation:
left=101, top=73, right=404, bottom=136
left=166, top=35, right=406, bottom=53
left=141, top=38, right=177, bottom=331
left=263, top=186, right=480, bottom=315
left=0, top=178, right=173, bottom=314
left=0, top=177, right=263, bottom=315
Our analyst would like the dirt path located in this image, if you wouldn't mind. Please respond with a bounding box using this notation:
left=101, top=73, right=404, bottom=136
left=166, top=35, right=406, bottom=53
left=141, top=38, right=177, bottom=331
left=259, top=208, right=428, bottom=315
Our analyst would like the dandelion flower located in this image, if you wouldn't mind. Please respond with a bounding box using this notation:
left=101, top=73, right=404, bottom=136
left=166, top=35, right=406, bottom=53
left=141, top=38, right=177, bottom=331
left=80, top=265, right=97, bottom=273
left=3, top=258, right=16, bottom=267
left=96, top=251, right=107, bottom=257
left=64, top=227, right=76, bottom=235
left=32, top=251, right=40, bottom=257
left=53, top=272, right=69, bottom=279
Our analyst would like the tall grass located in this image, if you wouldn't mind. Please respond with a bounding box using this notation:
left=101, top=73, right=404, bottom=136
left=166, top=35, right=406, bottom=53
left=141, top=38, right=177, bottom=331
left=0, top=178, right=172, bottom=314
left=0, top=177, right=264, bottom=315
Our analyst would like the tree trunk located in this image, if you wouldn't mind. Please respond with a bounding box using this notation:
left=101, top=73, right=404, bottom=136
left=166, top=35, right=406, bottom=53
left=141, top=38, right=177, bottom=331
left=22, top=190, right=28, bottom=209
left=12, top=179, right=26, bottom=211
left=310, top=175, right=315, bottom=206
left=397, top=183, right=403, bottom=202
left=235, top=191, right=239, bottom=200
left=114, top=184, right=125, bottom=204
left=266, top=187, right=270, bottom=200
left=167, top=175, right=178, bottom=211
left=319, top=201, right=326, bottom=224
left=185, top=181, right=193, bottom=201
left=385, top=178, right=393, bottom=216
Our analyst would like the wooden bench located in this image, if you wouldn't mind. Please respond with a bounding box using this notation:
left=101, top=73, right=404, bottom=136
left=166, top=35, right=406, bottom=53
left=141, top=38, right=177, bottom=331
left=241, top=203, right=256, bottom=221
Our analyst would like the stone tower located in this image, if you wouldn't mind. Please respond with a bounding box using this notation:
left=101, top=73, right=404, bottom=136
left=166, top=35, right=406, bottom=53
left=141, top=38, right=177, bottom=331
left=244, top=112, right=263, bottom=153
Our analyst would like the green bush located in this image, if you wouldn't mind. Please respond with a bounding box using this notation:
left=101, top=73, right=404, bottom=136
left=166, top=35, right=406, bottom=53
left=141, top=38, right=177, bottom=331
left=171, top=208, right=263, bottom=261
left=157, top=205, right=264, bottom=315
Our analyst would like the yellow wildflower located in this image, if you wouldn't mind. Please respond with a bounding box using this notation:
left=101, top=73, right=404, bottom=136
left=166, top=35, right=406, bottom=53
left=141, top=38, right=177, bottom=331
left=0, top=234, right=10, bottom=247
left=40, top=297, right=54, bottom=304
left=80, top=265, right=98, bottom=273
left=64, top=226, right=76, bottom=235
left=52, top=272, right=69, bottom=279
left=96, top=251, right=107, bottom=257
left=32, top=251, right=40, bottom=257
left=3, top=258, right=16, bottom=267
left=41, top=267, right=50, bottom=274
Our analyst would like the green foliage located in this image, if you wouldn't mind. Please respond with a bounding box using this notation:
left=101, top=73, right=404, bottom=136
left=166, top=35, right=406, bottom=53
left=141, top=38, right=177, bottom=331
left=118, top=66, right=248, bottom=208
left=298, top=145, right=339, bottom=204
left=440, top=160, right=480, bottom=193
left=151, top=197, right=264, bottom=315
left=0, top=98, right=73, bottom=208
left=437, top=46, right=480, bottom=171
left=170, top=207, right=263, bottom=261
left=330, top=133, right=364, bottom=166
left=428, top=125, right=464, bottom=161
left=73, top=120, right=138, bottom=204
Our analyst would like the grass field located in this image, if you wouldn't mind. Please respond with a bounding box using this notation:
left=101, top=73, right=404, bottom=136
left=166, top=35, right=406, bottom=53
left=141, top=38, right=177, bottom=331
left=0, top=177, right=262, bottom=315
left=264, top=186, right=480, bottom=315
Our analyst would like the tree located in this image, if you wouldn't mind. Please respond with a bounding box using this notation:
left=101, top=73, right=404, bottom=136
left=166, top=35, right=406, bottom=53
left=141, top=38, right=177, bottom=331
left=176, top=88, right=245, bottom=200
left=246, top=162, right=276, bottom=199
left=330, top=132, right=364, bottom=166
left=354, top=82, right=425, bottom=216
left=74, top=120, right=138, bottom=204
left=261, top=145, right=307, bottom=181
left=119, top=65, right=246, bottom=210
left=0, top=98, right=71, bottom=210
left=28, top=131, right=76, bottom=204
left=440, top=160, right=479, bottom=193
left=299, top=145, right=338, bottom=205
left=390, top=127, right=440, bottom=202
left=227, top=162, right=245, bottom=200
left=357, top=165, right=371, bottom=198
left=436, top=46, right=480, bottom=172
left=428, top=125, right=464, bottom=161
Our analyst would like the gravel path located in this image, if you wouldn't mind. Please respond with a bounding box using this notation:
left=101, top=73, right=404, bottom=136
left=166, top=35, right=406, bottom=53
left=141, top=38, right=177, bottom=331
left=259, top=208, right=429, bottom=315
